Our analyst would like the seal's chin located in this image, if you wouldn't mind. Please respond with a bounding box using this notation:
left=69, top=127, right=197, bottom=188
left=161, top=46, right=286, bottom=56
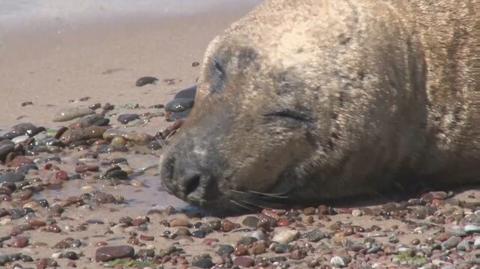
left=160, top=150, right=297, bottom=215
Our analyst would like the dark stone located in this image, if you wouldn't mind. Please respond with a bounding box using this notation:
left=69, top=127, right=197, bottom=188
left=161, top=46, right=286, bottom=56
left=3, top=123, right=38, bottom=139
left=165, top=98, right=194, bottom=113
left=191, top=254, right=214, bottom=268
left=217, top=244, right=235, bottom=256
left=103, top=166, right=129, bottom=180
left=174, top=85, right=197, bottom=99
left=10, top=208, right=32, bottom=219
left=192, top=230, right=207, bottom=238
left=242, top=216, right=260, bottom=228
left=238, top=236, right=258, bottom=246
left=64, top=251, right=79, bottom=260
left=304, top=229, right=327, bottom=242
left=117, top=114, right=140, bottom=124
left=0, top=140, right=15, bottom=161
left=0, top=172, right=25, bottom=183
left=273, top=243, right=290, bottom=254
left=135, top=76, right=158, bottom=87
left=95, top=245, right=135, bottom=262
left=75, top=114, right=109, bottom=128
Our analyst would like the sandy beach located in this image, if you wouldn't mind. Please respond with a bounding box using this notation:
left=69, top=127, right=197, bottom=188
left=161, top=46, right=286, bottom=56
left=0, top=0, right=259, bottom=127
left=0, top=1, right=480, bottom=269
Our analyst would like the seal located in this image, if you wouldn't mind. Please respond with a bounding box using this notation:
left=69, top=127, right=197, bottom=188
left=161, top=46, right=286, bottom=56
left=160, top=0, right=480, bottom=214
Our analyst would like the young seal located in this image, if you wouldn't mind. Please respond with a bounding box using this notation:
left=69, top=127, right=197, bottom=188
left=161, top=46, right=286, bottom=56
left=160, top=0, right=480, bottom=213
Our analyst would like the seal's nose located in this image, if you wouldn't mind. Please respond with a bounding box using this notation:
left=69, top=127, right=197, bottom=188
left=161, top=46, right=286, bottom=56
left=161, top=154, right=219, bottom=206
left=180, top=172, right=215, bottom=204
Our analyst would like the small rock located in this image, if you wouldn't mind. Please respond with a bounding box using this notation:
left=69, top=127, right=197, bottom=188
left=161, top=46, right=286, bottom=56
left=191, top=254, right=214, bottom=268
left=234, top=256, right=255, bottom=267
left=304, top=229, right=326, bottom=242
left=169, top=217, right=190, bottom=227
left=272, top=228, right=299, bottom=244
left=103, top=166, right=129, bottom=180
left=442, top=236, right=462, bottom=250
left=117, top=114, right=140, bottom=124
left=474, top=237, right=480, bottom=249
left=330, top=256, right=348, bottom=268
left=0, top=172, right=25, bottom=183
left=217, top=244, right=235, bottom=256
left=165, top=98, right=194, bottom=113
left=64, top=251, right=79, bottom=260
left=352, top=209, right=363, bottom=217
left=53, top=107, right=94, bottom=122
left=59, top=126, right=107, bottom=144
left=242, top=216, right=259, bottom=228
left=464, top=224, right=480, bottom=234
left=0, top=140, right=15, bottom=161
left=11, top=236, right=29, bottom=248
left=95, top=245, right=134, bottom=262
left=110, top=136, right=127, bottom=148
left=136, top=76, right=158, bottom=87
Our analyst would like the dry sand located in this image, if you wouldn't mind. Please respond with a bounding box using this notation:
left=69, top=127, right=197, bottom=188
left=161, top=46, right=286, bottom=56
left=0, top=3, right=258, bottom=128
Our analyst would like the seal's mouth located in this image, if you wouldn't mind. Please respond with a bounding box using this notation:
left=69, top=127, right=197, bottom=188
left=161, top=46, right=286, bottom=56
left=160, top=153, right=295, bottom=215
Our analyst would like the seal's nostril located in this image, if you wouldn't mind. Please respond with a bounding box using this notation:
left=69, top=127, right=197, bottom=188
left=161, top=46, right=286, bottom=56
left=184, top=174, right=201, bottom=196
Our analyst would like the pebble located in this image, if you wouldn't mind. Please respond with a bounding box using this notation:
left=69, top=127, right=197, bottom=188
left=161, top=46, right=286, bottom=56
left=110, top=136, right=127, bottom=148
left=103, top=129, right=153, bottom=145
left=464, top=224, right=480, bottom=234
left=169, top=217, right=191, bottom=227
left=11, top=135, right=29, bottom=144
left=242, top=216, right=260, bottom=228
left=330, top=256, right=348, bottom=268
left=59, top=126, right=107, bottom=144
left=53, top=107, right=94, bottom=122
left=272, top=228, right=299, bottom=244
left=95, top=245, right=135, bottom=262
left=103, top=165, right=129, bottom=180
left=73, top=114, right=109, bottom=128
left=3, top=123, right=40, bottom=139
left=474, top=237, right=480, bottom=249
left=442, top=236, right=462, bottom=250
left=304, top=229, right=326, bottom=242
left=64, top=251, right=79, bottom=260
left=217, top=244, right=235, bottom=256
left=11, top=236, right=29, bottom=248
left=135, top=76, right=158, bottom=87
left=174, top=85, right=197, bottom=99
left=0, top=140, right=15, bottom=161
left=117, top=114, right=140, bottom=124
left=191, top=254, right=214, bottom=268
left=234, top=256, right=255, bottom=267
left=165, top=98, right=194, bottom=113
left=0, top=172, right=25, bottom=183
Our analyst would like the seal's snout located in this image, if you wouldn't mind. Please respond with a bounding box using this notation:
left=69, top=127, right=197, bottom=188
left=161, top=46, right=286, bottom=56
left=161, top=153, right=220, bottom=206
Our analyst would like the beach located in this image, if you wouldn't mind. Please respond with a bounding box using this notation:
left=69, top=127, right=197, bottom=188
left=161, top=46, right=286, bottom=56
left=0, top=1, right=479, bottom=268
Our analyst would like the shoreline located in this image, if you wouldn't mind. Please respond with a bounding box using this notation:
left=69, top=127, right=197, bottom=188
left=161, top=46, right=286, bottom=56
left=0, top=3, right=258, bottom=128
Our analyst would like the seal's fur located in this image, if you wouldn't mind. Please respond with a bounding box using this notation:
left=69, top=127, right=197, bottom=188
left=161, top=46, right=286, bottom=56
left=161, top=0, right=480, bottom=213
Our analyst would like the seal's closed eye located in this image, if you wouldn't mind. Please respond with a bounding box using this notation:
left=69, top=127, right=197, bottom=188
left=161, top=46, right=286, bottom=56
left=264, top=109, right=313, bottom=122
left=210, top=59, right=227, bottom=94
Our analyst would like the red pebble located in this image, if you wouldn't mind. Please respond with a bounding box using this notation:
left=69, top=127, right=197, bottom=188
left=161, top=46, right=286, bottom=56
left=55, top=170, right=69, bottom=181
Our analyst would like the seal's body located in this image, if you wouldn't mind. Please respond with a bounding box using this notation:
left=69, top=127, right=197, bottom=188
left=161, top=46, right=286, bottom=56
left=161, top=0, right=480, bottom=213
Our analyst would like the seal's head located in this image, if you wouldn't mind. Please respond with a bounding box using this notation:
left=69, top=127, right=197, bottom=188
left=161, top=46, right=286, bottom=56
left=160, top=1, right=427, bottom=214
